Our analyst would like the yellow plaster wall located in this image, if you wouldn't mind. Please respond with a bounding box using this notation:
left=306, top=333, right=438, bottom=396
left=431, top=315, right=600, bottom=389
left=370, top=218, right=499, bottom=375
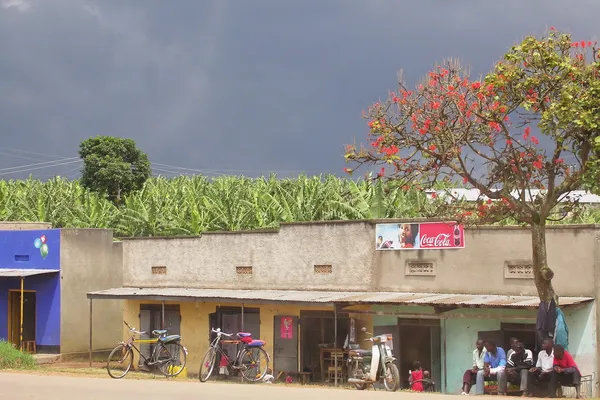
left=123, top=300, right=373, bottom=375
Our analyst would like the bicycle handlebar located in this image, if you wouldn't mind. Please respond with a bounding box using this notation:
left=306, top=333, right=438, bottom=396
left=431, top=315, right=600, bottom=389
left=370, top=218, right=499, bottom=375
left=211, top=328, right=233, bottom=337
left=123, top=320, right=146, bottom=336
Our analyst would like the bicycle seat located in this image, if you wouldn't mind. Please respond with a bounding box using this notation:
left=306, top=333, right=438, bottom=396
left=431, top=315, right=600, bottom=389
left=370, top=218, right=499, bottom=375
left=152, top=330, right=168, bottom=336
left=158, top=334, right=181, bottom=344
left=237, top=332, right=252, bottom=338
left=247, top=339, right=265, bottom=348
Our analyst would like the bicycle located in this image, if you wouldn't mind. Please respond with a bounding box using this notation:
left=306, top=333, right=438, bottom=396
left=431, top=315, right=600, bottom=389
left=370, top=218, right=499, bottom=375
left=199, top=328, right=270, bottom=383
left=106, top=320, right=188, bottom=379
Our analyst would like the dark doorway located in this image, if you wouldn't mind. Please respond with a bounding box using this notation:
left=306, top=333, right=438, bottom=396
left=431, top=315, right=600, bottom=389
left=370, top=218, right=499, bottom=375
left=8, top=290, right=36, bottom=348
left=273, top=315, right=298, bottom=376
left=139, top=304, right=181, bottom=364
left=208, top=306, right=261, bottom=368
left=397, top=319, right=441, bottom=390
left=299, top=310, right=349, bottom=382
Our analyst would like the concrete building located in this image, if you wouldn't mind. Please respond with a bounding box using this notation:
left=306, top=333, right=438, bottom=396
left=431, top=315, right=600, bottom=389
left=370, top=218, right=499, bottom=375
left=87, top=220, right=598, bottom=395
left=0, top=223, right=123, bottom=356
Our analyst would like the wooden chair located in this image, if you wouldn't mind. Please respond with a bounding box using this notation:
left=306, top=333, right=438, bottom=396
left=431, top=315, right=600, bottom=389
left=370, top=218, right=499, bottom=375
left=20, top=341, right=36, bottom=354
left=327, top=353, right=345, bottom=383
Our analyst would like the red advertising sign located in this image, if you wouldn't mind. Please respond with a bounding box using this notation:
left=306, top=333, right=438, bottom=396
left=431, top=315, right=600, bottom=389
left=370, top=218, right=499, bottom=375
left=375, top=222, right=465, bottom=250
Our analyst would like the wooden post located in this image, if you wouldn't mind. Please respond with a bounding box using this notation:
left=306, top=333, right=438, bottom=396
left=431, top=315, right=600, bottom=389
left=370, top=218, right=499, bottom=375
left=161, top=301, right=165, bottom=330
left=334, top=306, right=338, bottom=387
left=241, top=303, right=244, bottom=331
left=89, top=299, right=93, bottom=367
left=19, top=277, right=24, bottom=349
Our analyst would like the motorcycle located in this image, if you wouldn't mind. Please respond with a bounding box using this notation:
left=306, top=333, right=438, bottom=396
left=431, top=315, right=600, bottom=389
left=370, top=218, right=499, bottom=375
left=347, top=327, right=400, bottom=391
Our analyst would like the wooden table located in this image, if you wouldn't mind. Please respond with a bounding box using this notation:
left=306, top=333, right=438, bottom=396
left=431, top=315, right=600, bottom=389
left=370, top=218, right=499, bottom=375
left=319, top=348, right=347, bottom=382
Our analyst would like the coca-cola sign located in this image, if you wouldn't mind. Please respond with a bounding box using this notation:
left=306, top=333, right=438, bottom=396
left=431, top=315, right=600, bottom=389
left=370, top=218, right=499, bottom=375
left=375, top=222, right=465, bottom=250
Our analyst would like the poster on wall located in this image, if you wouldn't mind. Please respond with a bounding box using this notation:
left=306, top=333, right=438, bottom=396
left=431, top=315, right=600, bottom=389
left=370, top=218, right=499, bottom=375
left=280, top=316, right=294, bottom=339
left=375, top=222, right=465, bottom=250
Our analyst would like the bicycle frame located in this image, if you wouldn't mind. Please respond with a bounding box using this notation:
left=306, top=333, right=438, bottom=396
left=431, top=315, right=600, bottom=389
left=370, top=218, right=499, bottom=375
left=120, top=322, right=174, bottom=367
left=209, top=331, right=249, bottom=370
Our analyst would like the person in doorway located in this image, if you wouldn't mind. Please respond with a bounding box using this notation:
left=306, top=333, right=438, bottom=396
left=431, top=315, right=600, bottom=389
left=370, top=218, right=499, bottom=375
left=506, top=337, right=519, bottom=360
left=527, top=338, right=554, bottom=397
left=550, top=344, right=581, bottom=398
left=462, top=339, right=487, bottom=395
left=506, top=342, right=533, bottom=395
left=409, top=361, right=424, bottom=392
left=475, top=340, right=507, bottom=395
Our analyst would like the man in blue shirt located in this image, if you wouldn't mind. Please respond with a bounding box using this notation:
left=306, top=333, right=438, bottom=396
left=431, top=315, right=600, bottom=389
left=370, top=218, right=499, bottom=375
left=475, top=340, right=507, bottom=395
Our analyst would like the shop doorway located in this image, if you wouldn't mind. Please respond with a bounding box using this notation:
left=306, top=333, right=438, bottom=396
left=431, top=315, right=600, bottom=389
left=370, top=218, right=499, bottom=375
left=273, top=315, right=298, bottom=376
left=396, top=318, right=441, bottom=390
left=8, top=290, right=36, bottom=348
left=208, top=306, right=260, bottom=367
left=299, top=310, right=349, bottom=382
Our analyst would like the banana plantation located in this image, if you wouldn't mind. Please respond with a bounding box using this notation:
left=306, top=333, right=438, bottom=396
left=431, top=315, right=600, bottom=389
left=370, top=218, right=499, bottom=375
left=1, top=175, right=599, bottom=237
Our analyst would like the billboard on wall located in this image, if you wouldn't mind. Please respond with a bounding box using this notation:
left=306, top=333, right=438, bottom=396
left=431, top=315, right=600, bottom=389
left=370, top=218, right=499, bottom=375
left=375, top=222, right=465, bottom=250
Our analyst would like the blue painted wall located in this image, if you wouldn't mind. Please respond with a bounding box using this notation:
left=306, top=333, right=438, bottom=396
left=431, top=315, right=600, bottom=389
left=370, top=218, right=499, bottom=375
left=0, top=229, right=61, bottom=346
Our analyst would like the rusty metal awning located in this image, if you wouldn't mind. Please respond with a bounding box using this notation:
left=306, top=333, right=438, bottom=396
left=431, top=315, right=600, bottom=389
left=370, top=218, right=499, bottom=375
left=86, top=287, right=593, bottom=309
left=0, top=268, right=60, bottom=278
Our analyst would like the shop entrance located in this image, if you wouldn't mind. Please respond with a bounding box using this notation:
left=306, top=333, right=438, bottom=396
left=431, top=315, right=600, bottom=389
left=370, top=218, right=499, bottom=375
left=8, top=290, right=36, bottom=348
left=299, top=310, right=349, bottom=382
left=396, top=318, right=441, bottom=390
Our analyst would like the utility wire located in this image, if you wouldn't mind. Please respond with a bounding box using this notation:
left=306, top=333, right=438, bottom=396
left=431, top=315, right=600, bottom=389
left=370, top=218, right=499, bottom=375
left=0, top=159, right=82, bottom=177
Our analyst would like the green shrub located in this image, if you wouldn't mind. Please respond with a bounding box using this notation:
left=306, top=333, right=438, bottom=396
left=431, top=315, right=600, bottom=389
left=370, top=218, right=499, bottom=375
left=0, top=341, right=36, bottom=369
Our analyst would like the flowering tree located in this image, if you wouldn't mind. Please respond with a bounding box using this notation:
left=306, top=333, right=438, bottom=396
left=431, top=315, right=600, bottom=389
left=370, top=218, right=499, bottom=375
left=345, top=29, right=600, bottom=302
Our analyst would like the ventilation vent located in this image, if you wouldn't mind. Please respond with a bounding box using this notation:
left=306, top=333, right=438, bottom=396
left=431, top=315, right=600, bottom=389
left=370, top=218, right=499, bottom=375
left=151, top=266, right=167, bottom=275
left=405, top=261, right=435, bottom=276
left=314, top=265, right=332, bottom=274
left=236, top=266, right=253, bottom=275
left=14, top=255, right=30, bottom=262
left=505, top=261, right=533, bottom=279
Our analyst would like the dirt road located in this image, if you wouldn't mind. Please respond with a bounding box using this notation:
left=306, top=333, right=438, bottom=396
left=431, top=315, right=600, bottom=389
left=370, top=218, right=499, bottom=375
left=1, top=372, right=453, bottom=400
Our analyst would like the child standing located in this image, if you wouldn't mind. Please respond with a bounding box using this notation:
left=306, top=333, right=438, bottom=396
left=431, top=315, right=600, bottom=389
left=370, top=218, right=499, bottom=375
left=410, top=361, right=424, bottom=392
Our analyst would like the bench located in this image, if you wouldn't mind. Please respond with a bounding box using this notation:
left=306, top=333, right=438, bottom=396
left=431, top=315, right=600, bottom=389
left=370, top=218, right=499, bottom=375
left=483, top=381, right=521, bottom=395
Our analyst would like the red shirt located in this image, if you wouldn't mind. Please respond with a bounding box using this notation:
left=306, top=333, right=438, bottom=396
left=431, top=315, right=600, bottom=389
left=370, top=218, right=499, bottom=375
left=411, top=370, right=424, bottom=392
left=553, top=350, right=579, bottom=373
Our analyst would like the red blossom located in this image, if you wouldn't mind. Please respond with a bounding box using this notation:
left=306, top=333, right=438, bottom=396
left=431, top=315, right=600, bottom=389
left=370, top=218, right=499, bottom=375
left=429, top=144, right=437, bottom=151
left=506, top=139, right=513, bottom=146
left=531, top=136, right=539, bottom=145
left=524, top=127, right=531, bottom=139
left=554, top=158, right=564, bottom=164
left=471, top=82, right=481, bottom=90
left=377, top=167, right=385, bottom=177
left=550, top=26, right=556, bottom=30
left=382, top=145, right=399, bottom=156
left=431, top=192, right=437, bottom=199
left=533, top=159, right=543, bottom=169
left=486, top=199, right=493, bottom=205
left=343, top=167, right=352, bottom=174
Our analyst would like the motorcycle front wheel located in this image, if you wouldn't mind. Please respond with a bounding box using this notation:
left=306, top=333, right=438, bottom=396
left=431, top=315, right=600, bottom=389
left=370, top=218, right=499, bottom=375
left=349, top=363, right=367, bottom=390
left=383, top=363, right=400, bottom=392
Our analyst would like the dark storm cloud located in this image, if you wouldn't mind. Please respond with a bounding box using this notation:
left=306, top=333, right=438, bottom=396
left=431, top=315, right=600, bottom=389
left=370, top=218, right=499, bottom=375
left=1, top=0, right=599, bottom=179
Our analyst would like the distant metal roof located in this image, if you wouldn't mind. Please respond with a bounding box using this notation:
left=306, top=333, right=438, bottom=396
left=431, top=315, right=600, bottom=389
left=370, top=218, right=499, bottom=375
left=0, top=269, right=60, bottom=278
left=428, top=188, right=600, bottom=204
left=86, top=287, right=592, bottom=308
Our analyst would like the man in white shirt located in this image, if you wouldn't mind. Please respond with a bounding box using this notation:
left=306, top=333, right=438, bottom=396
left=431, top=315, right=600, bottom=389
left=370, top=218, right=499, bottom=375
left=527, top=338, right=554, bottom=396
left=462, top=339, right=486, bottom=395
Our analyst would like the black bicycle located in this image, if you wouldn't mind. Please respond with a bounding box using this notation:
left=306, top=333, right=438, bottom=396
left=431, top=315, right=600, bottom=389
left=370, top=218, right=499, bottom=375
left=106, top=321, right=187, bottom=379
left=199, top=328, right=270, bottom=382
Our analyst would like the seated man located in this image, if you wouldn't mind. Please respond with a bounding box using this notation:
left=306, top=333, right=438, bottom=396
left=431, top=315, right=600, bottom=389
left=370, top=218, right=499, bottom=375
left=550, top=344, right=581, bottom=399
left=506, top=337, right=519, bottom=361
left=475, top=340, right=507, bottom=395
left=506, top=342, right=533, bottom=395
left=462, top=339, right=486, bottom=395
left=527, top=338, right=554, bottom=397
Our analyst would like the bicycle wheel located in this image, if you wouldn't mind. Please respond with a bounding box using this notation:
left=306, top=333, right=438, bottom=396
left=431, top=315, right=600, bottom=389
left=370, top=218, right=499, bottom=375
left=107, top=344, right=133, bottom=379
left=156, top=342, right=187, bottom=377
left=199, top=346, right=217, bottom=382
left=239, top=347, right=269, bottom=382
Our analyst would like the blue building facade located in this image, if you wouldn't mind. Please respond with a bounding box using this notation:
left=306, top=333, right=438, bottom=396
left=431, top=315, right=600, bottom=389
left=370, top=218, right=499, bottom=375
left=0, top=229, right=61, bottom=352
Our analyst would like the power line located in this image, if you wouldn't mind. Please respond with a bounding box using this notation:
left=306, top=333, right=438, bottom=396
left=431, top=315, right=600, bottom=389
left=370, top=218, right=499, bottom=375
left=0, top=157, right=80, bottom=173
left=0, top=159, right=82, bottom=177
left=0, top=146, right=70, bottom=160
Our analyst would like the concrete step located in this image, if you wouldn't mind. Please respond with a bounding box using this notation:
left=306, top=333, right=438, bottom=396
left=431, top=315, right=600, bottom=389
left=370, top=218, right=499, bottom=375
left=33, top=354, right=61, bottom=365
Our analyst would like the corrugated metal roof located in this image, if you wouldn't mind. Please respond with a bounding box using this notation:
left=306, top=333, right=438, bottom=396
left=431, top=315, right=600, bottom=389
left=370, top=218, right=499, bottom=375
left=0, top=269, right=60, bottom=278
left=86, top=287, right=592, bottom=308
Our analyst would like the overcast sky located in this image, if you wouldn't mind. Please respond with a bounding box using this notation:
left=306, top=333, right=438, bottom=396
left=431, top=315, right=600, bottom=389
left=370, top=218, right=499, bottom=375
left=1, top=0, right=599, bottom=180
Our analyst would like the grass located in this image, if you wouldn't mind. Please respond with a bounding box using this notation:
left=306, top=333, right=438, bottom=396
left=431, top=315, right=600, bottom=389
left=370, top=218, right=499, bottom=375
left=0, top=341, right=36, bottom=370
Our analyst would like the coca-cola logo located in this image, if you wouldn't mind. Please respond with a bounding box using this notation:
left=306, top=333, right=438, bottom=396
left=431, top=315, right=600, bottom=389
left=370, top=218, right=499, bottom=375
left=420, top=233, right=451, bottom=248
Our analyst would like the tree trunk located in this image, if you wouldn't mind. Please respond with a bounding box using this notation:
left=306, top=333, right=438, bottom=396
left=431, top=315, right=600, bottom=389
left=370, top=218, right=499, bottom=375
left=531, top=222, right=557, bottom=302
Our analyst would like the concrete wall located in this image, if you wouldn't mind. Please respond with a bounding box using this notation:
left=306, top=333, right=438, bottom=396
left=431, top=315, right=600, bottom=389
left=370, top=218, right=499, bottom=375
left=122, top=221, right=375, bottom=291
left=0, top=221, right=52, bottom=230
left=60, top=229, right=123, bottom=354
left=121, top=221, right=598, bottom=297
